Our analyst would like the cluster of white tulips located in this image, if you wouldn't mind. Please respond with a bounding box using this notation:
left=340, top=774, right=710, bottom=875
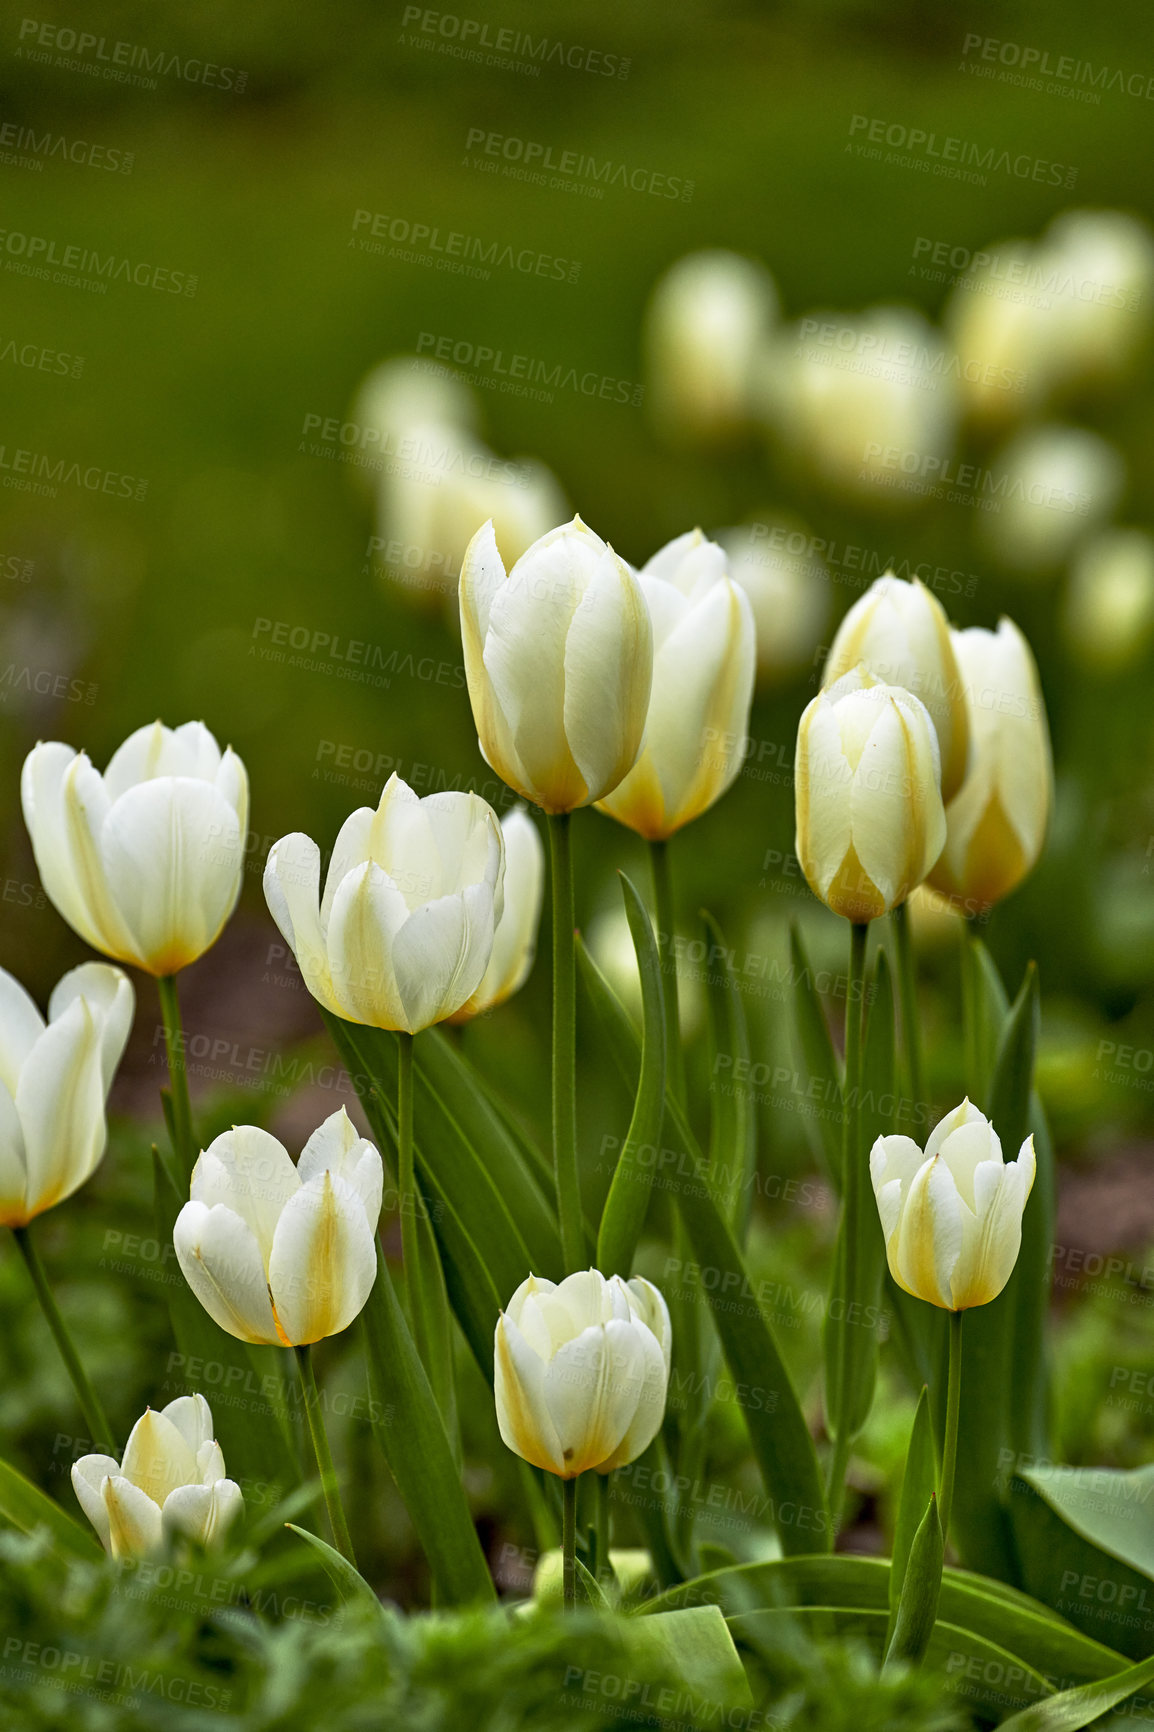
left=4, top=509, right=1054, bottom=1622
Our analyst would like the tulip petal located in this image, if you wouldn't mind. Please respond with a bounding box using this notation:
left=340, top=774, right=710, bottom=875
left=47, top=963, right=134, bottom=1092
left=893, top=1156, right=963, bottom=1309
left=191, top=1126, right=300, bottom=1266
left=0, top=966, right=44, bottom=1096
left=161, top=1394, right=215, bottom=1460
left=391, top=883, right=496, bottom=1032
left=321, top=806, right=375, bottom=924
left=0, top=1078, right=28, bottom=1225
left=267, top=1171, right=378, bottom=1344
left=937, top=1119, right=1004, bottom=1207
left=494, top=1312, right=565, bottom=1474
left=71, top=1454, right=120, bottom=1551
left=543, top=1319, right=645, bottom=1475
left=627, top=1276, right=673, bottom=1372
left=597, top=1314, right=669, bottom=1471
left=325, top=860, right=409, bottom=1027
left=173, top=1201, right=281, bottom=1344
left=21, top=744, right=133, bottom=959
left=162, top=1478, right=243, bottom=1548
left=563, top=552, right=652, bottom=804
left=15, top=996, right=106, bottom=1218
left=951, top=1137, right=1036, bottom=1309
left=925, top=1098, right=990, bottom=1161
left=103, top=719, right=217, bottom=797
left=120, top=1408, right=200, bottom=1508
left=297, top=1109, right=383, bottom=1229
left=102, top=1474, right=164, bottom=1559
left=264, top=833, right=342, bottom=1013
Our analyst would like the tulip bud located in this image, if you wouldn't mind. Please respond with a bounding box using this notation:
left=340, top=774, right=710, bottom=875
left=72, top=1394, right=243, bottom=1558
left=22, top=721, right=249, bottom=976
left=1063, top=528, right=1154, bottom=672
left=644, top=250, right=778, bottom=443
left=716, top=516, right=831, bottom=685
left=264, top=772, right=505, bottom=1033
left=494, top=1269, right=671, bottom=1477
left=596, top=531, right=755, bottom=840
left=795, top=669, right=947, bottom=923
left=822, top=574, right=970, bottom=803
left=174, top=1110, right=383, bottom=1347
left=0, top=962, right=133, bottom=1228
left=449, top=807, right=544, bottom=1022
left=459, top=516, right=653, bottom=813
left=927, top=619, right=1052, bottom=915
left=870, top=1100, right=1035, bottom=1310
left=978, top=424, right=1124, bottom=575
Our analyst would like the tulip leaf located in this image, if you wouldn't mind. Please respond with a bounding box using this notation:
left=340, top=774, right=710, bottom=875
left=884, top=1493, right=943, bottom=1668
left=625, top=1605, right=752, bottom=1711
left=951, top=962, right=1040, bottom=1585
left=0, top=1454, right=103, bottom=1561
left=360, top=1242, right=494, bottom=1605
left=995, top=1651, right=1154, bottom=1732
left=285, top=1522, right=387, bottom=1617
left=577, top=935, right=830, bottom=1558
left=788, top=922, right=844, bottom=1183
left=889, top=1387, right=938, bottom=1636
left=574, top=1555, right=614, bottom=1610
left=702, top=910, right=756, bottom=1237
left=596, top=872, right=666, bottom=1277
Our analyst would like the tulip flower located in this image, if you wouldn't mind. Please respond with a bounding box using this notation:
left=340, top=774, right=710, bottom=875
left=459, top=515, right=653, bottom=814
left=822, top=574, right=970, bottom=803
left=718, top=517, right=831, bottom=684
left=596, top=531, right=756, bottom=841
left=927, top=619, right=1052, bottom=914
left=795, top=669, right=947, bottom=924
left=1064, top=528, right=1154, bottom=673
left=449, top=807, right=544, bottom=1021
left=494, top=1269, right=671, bottom=1478
left=72, top=1395, right=242, bottom=1558
left=0, top=962, right=133, bottom=1228
left=263, top=773, right=505, bottom=1034
left=978, top=424, right=1124, bottom=575
left=644, top=250, right=779, bottom=443
left=870, top=1100, right=1036, bottom=1311
left=22, top=721, right=248, bottom=977
left=173, top=1110, right=383, bottom=1346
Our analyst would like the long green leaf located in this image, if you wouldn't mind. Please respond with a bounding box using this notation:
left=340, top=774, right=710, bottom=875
left=0, top=1455, right=103, bottom=1561
left=285, top=1522, right=387, bottom=1616
left=577, top=935, right=829, bottom=1558
left=997, top=1652, right=1154, bottom=1732
left=884, top=1494, right=943, bottom=1667
left=624, top=1605, right=752, bottom=1710
left=889, top=1387, right=938, bottom=1632
left=360, top=1243, right=494, bottom=1605
left=702, top=911, right=756, bottom=1235
left=788, top=923, right=844, bottom=1182
left=597, top=872, right=666, bottom=1276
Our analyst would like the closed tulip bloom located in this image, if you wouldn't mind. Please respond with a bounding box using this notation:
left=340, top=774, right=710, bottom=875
left=870, top=1100, right=1036, bottom=1311
left=645, top=250, right=779, bottom=443
left=927, top=619, right=1052, bottom=914
left=459, top=516, right=653, bottom=814
left=495, top=1269, right=671, bottom=1477
left=795, top=670, right=947, bottom=923
left=596, top=531, right=756, bottom=840
left=174, top=1110, right=383, bottom=1347
left=978, top=425, right=1124, bottom=575
left=0, top=962, right=133, bottom=1228
left=450, top=807, right=544, bottom=1022
left=822, top=575, right=969, bottom=802
left=1064, top=529, right=1154, bottom=673
left=22, top=721, right=249, bottom=976
left=264, top=773, right=504, bottom=1033
left=72, top=1395, right=242, bottom=1558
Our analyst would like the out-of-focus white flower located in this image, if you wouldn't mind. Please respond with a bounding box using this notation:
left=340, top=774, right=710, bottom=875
left=978, top=424, right=1125, bottom=574
left=716, top=516, right=831, bottom=684
left=645, top=250, right=778, bottom=443
left=450, top=807, right=544, bottom=1021
left=22, top=722, right=248, bottom=976
left=1063, top=528, right=1154, bottom=671
left=0, top=962, right=133, bottom=1228
left=72, top=1396, right=242, bottom=1558
left=764, top=306, right=958, bottom=506
left=494, top=1269, right=671, bottom=1477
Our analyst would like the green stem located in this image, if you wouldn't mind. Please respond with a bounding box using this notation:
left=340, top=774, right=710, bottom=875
left=13, top=1225, right=117, bottom=1456
left=294, top=1344, right=357, bottom=1567
left=826, top=921, right=869, bottom=1526
left=593, top=1469, right=612, bottom=1582
left=563, top=1473, right=579, bottom=1609
left=892, top=901, right=925, bottom=1119
left=649, top=838, right=686, bottom=1108
left=548, top=812, right=583, bottom=1273
left=397, top=1031, right=417, bottom=1301
left=939, top=1310, right=964, bottom=1548
left=156, top=973, right=195, bottom=1176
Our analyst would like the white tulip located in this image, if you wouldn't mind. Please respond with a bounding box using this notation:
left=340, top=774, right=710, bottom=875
left=871, top=1100, right=1035, bottom=1311
left=795, top=669, right=947, bottom=923
left=73, top=1395, right=242, bottom=1558
left=1064, top=528, right=1154, bottom=672
left=978, top=424, right=1125, bottom=574
left=495, top=1269, right=671, bottom=1477
left=0, top=962, right=133, bottom=1228
left=450, top=807, right=544, bottom=1021
left=928, top=619, right=1052, bottom=914
left=22, top=721, right=248, bottom=976
left=717, top=517, right=831, bottom=684
left=459, top=515, right=653, bottom=813
left=174, top=1110, right=383, bottom=1347
left=596, top=531, right=755, bottom=839
left=645, top=250, right=779, bottom=442
left=264, top=772, right=504, bottom=1033
left=822, top=573, right=970, bottom=802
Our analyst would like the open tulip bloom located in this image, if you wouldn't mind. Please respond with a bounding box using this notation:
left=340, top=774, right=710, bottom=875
left=72, top=1395, right=242, bottom=1559
left=22, top=721, right=249, bottom=976
left=449, top=805, right=544, bottom=1022
left=174, top=1111, right=383, bottom=1347
left=870, top=1100, right=1036, bottom=1312
left=264, top=773, right=505, bottom=1034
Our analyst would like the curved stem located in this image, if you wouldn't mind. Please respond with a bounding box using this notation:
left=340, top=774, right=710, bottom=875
left=548, top=813, right=583, bottom=1272
left=892, top=902, right=925, bottom=1120
left=397, top=1031, right=417, bottom=1301
left=649, top=839, right=686, bottom=1109
left=294, top=1344, right=357, bottom=1566
left=13, top=1225, right=117, bottom=1456
left=562, top=1473, right=579, bottom=1609
left=157, top=973, right=195, bottom=1176
left=939, top=1310, right=965, bottom=1548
